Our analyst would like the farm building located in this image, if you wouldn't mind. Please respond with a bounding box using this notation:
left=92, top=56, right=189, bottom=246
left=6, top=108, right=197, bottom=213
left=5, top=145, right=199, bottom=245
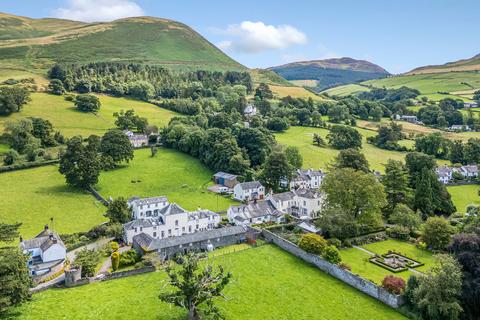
left=213, top=172, right=239, bottom=188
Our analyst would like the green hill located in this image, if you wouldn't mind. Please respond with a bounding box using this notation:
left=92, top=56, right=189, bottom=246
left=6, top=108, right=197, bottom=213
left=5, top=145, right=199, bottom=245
left=269, top=57, right=389, bottom=92
left=406, top=53, right=480, bottom=75
left=0, top=13, right=245, bottom=73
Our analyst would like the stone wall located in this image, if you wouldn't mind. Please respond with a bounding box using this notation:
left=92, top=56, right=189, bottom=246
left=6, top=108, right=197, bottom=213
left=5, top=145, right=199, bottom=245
left=102, top=266, right=155, bottom=281
left=262, top=229, right=404, bottom=309
left=88, top=185, right=109, bottom=206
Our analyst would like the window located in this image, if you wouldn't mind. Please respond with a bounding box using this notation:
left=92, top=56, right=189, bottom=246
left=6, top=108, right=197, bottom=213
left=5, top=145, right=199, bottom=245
left=161, top=231, right=164, bottom=238
left=175, top=220, right=179, bottom=226
left=189, top=226, right=192, bottom=232
left=153, top=232, right=156, bottom=237
left=182, top=227, right=185, bottom=232
left=168, top=229, right=172, bottom=236
left=196, top=224, right=199, bottom=229
left=134, top=228, right=137, bottom=233
left=146, top=211, right=152, bottom=217
left=140, top=227, right=143, bottom=232
left=303, top=201, right=306, bottom=206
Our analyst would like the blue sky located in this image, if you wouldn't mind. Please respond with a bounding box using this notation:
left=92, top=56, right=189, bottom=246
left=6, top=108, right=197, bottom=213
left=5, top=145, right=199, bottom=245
left=2, top=0, right=479, bottom=73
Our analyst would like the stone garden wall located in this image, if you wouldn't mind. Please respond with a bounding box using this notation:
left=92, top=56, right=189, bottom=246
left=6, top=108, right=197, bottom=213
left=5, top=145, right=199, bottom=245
left=262, top=229, right=404, bottom=309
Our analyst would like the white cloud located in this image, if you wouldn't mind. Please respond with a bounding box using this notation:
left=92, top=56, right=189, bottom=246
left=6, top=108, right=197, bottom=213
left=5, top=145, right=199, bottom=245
left=54, top=0, right=144, bottom=22
left=215, top=21, right=307, bottom=53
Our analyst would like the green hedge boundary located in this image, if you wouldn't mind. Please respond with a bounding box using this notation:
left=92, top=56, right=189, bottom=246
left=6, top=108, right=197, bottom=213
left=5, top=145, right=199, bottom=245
left=0, top=159, right=59, bottom=173
left=369, top=252, right=425, bottom=273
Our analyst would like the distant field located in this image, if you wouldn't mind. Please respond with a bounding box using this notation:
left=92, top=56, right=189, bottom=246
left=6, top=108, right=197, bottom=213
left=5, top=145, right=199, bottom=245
left=275, top=125, right=448, bottom=172
left=96, top=148, right=237, bottom=212
left=0, top=93, right=177, bottom=137
left=323, top=83, right=370, bottom=96
left=0, top=68, right=49, bottom=89
left=270, top=85, right=328, bottom=101
left=8, top=245, right=406, bottom=320
left=0, top=165, right=106, bottom=239
left=447, top=184, right=480, bottom=213
left=289, top=79, right=318, bottom=87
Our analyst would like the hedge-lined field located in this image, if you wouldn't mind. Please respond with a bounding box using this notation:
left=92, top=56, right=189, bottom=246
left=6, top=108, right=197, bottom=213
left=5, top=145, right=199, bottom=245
left=8, top=245, right=407, bottom=320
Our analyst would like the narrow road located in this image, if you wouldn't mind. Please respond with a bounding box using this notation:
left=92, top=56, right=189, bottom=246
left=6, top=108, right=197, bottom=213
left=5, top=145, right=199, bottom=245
left=96, top=245, right=131, bottom=275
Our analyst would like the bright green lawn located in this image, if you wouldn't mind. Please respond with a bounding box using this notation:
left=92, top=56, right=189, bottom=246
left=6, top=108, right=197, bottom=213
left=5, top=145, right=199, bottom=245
left=323, top=84, right=370, bottom=97
left=0, top=93, right=177, bottom=137
left=275, top=126, right=414, bottom=172
left=362, top=239, right=436, bottom=273
left=0, top=165, right=106, bottom=239
left=447, top=184, right=480, bottom=213
left=8, top=245, right=406, bottom=320
left=0, top=143, right=9, bottom=153
left=96, top=148, right=237, bottom=212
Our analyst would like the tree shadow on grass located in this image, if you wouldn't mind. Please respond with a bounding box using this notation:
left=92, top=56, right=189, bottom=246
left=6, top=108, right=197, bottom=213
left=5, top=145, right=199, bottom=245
left=0, top=308, right=22, bottom=320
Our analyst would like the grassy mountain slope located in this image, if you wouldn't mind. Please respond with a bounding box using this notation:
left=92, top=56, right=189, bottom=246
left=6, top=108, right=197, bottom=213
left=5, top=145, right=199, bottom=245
left=406, top=54, right=480, bottom=75
left=0, top=13, right=245, bottom=73
left=270, top=57, right=389, bottom=92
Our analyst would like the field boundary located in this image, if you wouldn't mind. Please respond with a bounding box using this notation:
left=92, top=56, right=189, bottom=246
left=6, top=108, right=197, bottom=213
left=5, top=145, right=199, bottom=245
left=262, top=229, right=404, bottom=309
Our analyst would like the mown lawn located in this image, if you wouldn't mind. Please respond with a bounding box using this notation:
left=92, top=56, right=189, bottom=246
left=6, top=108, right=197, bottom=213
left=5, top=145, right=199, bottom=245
left=447, top=184, right=480, bottom=214
left=275, top=126, right=416, bottom=172
left=96, top=148, right=238, bottom=212
left=8, top=245, right=407, bottom=320
left=0, top=165, right=106, bottom=239
left=362, top=239, right=436, bottom=273
left=0, top=92, right=177, bottom=137
left=340, top=239, right=436, bottom=284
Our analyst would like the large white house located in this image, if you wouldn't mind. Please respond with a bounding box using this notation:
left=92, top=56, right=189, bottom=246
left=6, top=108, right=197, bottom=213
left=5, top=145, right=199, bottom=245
left=20, top=225, right=67, bottom=277
left=436, top=165, right=479, bottom=184
left=123, top=197, right=221, bottom=244
left=284, top=168, right=325, bottom=190
left=228, top=189, right=325, bottom=225
left=124, top=130, right=148, bottom=148
left=233, top=181, right=265, bottom=201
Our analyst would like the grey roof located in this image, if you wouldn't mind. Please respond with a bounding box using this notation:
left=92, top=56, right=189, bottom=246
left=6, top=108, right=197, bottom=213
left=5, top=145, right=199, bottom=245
left=134, top=226, right=246, bottom=252
left=159, top=203, right=186, bottom=215
left=123, top=218, right=156, bottom=230
left=188, top=209, right=219, bottom=220
left=271, top=191, right=295, bottom=202
left=436, top=166, right=453, bottom=175
left=128, top=196, right=168, bottom=206
left=462, top=165, right=478, bottom=174
left=213, top=172, right=238, bottom=180
left=293, top=189, right=323, bottom=200
left=21, top=231, right=65, bottom=252
left=229, top=200, right=283, bottom=220
left=297, top=222, right=319, bottom=233
left=237, top=181, right=263, bottom=191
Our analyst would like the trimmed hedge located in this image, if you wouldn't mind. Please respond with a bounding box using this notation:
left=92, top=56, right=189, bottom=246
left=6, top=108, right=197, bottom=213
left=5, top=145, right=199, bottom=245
left=0, top=159, right=59, bottom=173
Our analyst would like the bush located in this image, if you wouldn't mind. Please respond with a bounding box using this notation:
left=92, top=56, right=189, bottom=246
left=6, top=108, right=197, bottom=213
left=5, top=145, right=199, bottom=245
left=342, top=239, right=352, bottom=247
left=119, top=249, right=140, bottom=268
left=3, top=149, right=19, bottom=165
left=111, top=251, right=120, bottom=271
left=327, top=238, right=342, bottom=248
left=382, top=275, right=405, bottom=294
left=338, top=263, right=351, bottom=271
left=386, top=225, right=411, bottom=240
left=110, top=241, right=119, bottom=252
left=298, top=233, right=327, bottom=255
left=322, top=245, right=342, bottom=264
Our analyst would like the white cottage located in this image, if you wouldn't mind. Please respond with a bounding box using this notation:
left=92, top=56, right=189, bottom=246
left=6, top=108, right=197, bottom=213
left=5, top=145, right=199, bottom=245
left=233, top=181, right=265, bottom=201
left=20, top=225, right=66, bottom=277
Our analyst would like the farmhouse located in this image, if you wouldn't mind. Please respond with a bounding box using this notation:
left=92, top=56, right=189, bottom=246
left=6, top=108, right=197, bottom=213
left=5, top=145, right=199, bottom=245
left=132, top=226, right=246, bottom=260
left=233, top=181, right=265, bottom=201
left=436, top=166, right=453, bottom=184
left=124, top=130, right=148, bottom=148
left=435, top=165, right=479, bottom=184
left=464, top=102, right=478, bottom=108
left=448, top=124, right=471, bottom=132
left=227, top=200, right=285, bottom=225
left=123, top=196, right=221, bottom=244
left=396, top=115, right=419, bottom=124
left=284, top=168, right=325, bottom=190
left=213, top=172, right=239, bottom=188
left=20, top=225, right=66, bottom=278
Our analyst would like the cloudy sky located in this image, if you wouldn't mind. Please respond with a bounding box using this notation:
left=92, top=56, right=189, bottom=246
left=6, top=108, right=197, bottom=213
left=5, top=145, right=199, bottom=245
left=2, top=0, right=479, bottom=73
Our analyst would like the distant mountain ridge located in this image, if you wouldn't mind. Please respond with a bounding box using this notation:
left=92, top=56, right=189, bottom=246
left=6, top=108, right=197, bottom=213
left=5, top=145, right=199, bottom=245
left=269, top=57, right=389, bottom=92
left=406, top=53, right=480, bottom=75
left=0, top=12, right=245, bottom=73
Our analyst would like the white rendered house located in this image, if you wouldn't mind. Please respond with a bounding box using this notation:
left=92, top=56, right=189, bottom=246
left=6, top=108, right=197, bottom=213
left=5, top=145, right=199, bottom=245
left=233, top=181, right=265, bottom=201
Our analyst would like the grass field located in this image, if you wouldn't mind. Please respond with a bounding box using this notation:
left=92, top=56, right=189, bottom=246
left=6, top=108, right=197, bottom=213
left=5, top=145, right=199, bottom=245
left=96, top=148, right=237, bottom=212
left=275, top=125, right=436, bottom=172
left=447, top=184, right=480, bottom=213
left=0, top=165, right=106, bottom=239
left=270, top=85, right=328, bottom=101
left=0, top=93, right=177, bottom=137
left=323, top=84, right=371, bottom=96
left=8, top=245, right=406, bottom=320
left=340, top=239, right=435, bottom=284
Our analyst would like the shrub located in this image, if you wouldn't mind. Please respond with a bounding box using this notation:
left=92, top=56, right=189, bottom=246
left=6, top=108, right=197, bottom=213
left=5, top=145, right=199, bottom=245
left=322, top=245, right=342, bottom=264
left=342, top=239, right=352, bottom=247
left=110, top=241, right=119, bottom=252
left=338, top=263, right=351, bottom=271
left=382, top=275, right=405, bottom=294
left=119, top=249, right=139, bottom=268
left=298, top=233, right=327, bottom=255
left=387, top=225, right=411, bottom=240
left=111, top=251, right=120, bottom=271
left=3, top=149, right=19, bottom=165
left=327, top=238, right=342, bottom=248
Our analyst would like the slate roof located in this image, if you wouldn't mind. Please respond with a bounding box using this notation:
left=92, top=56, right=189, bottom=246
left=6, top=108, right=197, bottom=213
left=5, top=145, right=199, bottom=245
left=294, top=188, right=323, bottom=200
left=20, top=231, right=64, bottom=252
left=123, top=218, right=157, bottom=230
left=159, top=203, right=186, bottom=215
left=188, top=209, right=219, bottom=220
left=128, top=196, right=168, bottom=206
left=270, top=191, right=295, bottom=202
left=133, top=226, right=246, bottom=252
left=229, top=200, right=283, bottom=220
left=213, top=172, right=238, bottom=180
left=297, top=222, right=320, bottom=234
left=237, top=181, right=263, bottom=191
left=462, top=165, right=478, bottom=174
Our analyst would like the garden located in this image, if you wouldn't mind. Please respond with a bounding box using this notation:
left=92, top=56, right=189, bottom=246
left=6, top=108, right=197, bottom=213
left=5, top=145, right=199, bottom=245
left=7, top=245, right=407, bottom=320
